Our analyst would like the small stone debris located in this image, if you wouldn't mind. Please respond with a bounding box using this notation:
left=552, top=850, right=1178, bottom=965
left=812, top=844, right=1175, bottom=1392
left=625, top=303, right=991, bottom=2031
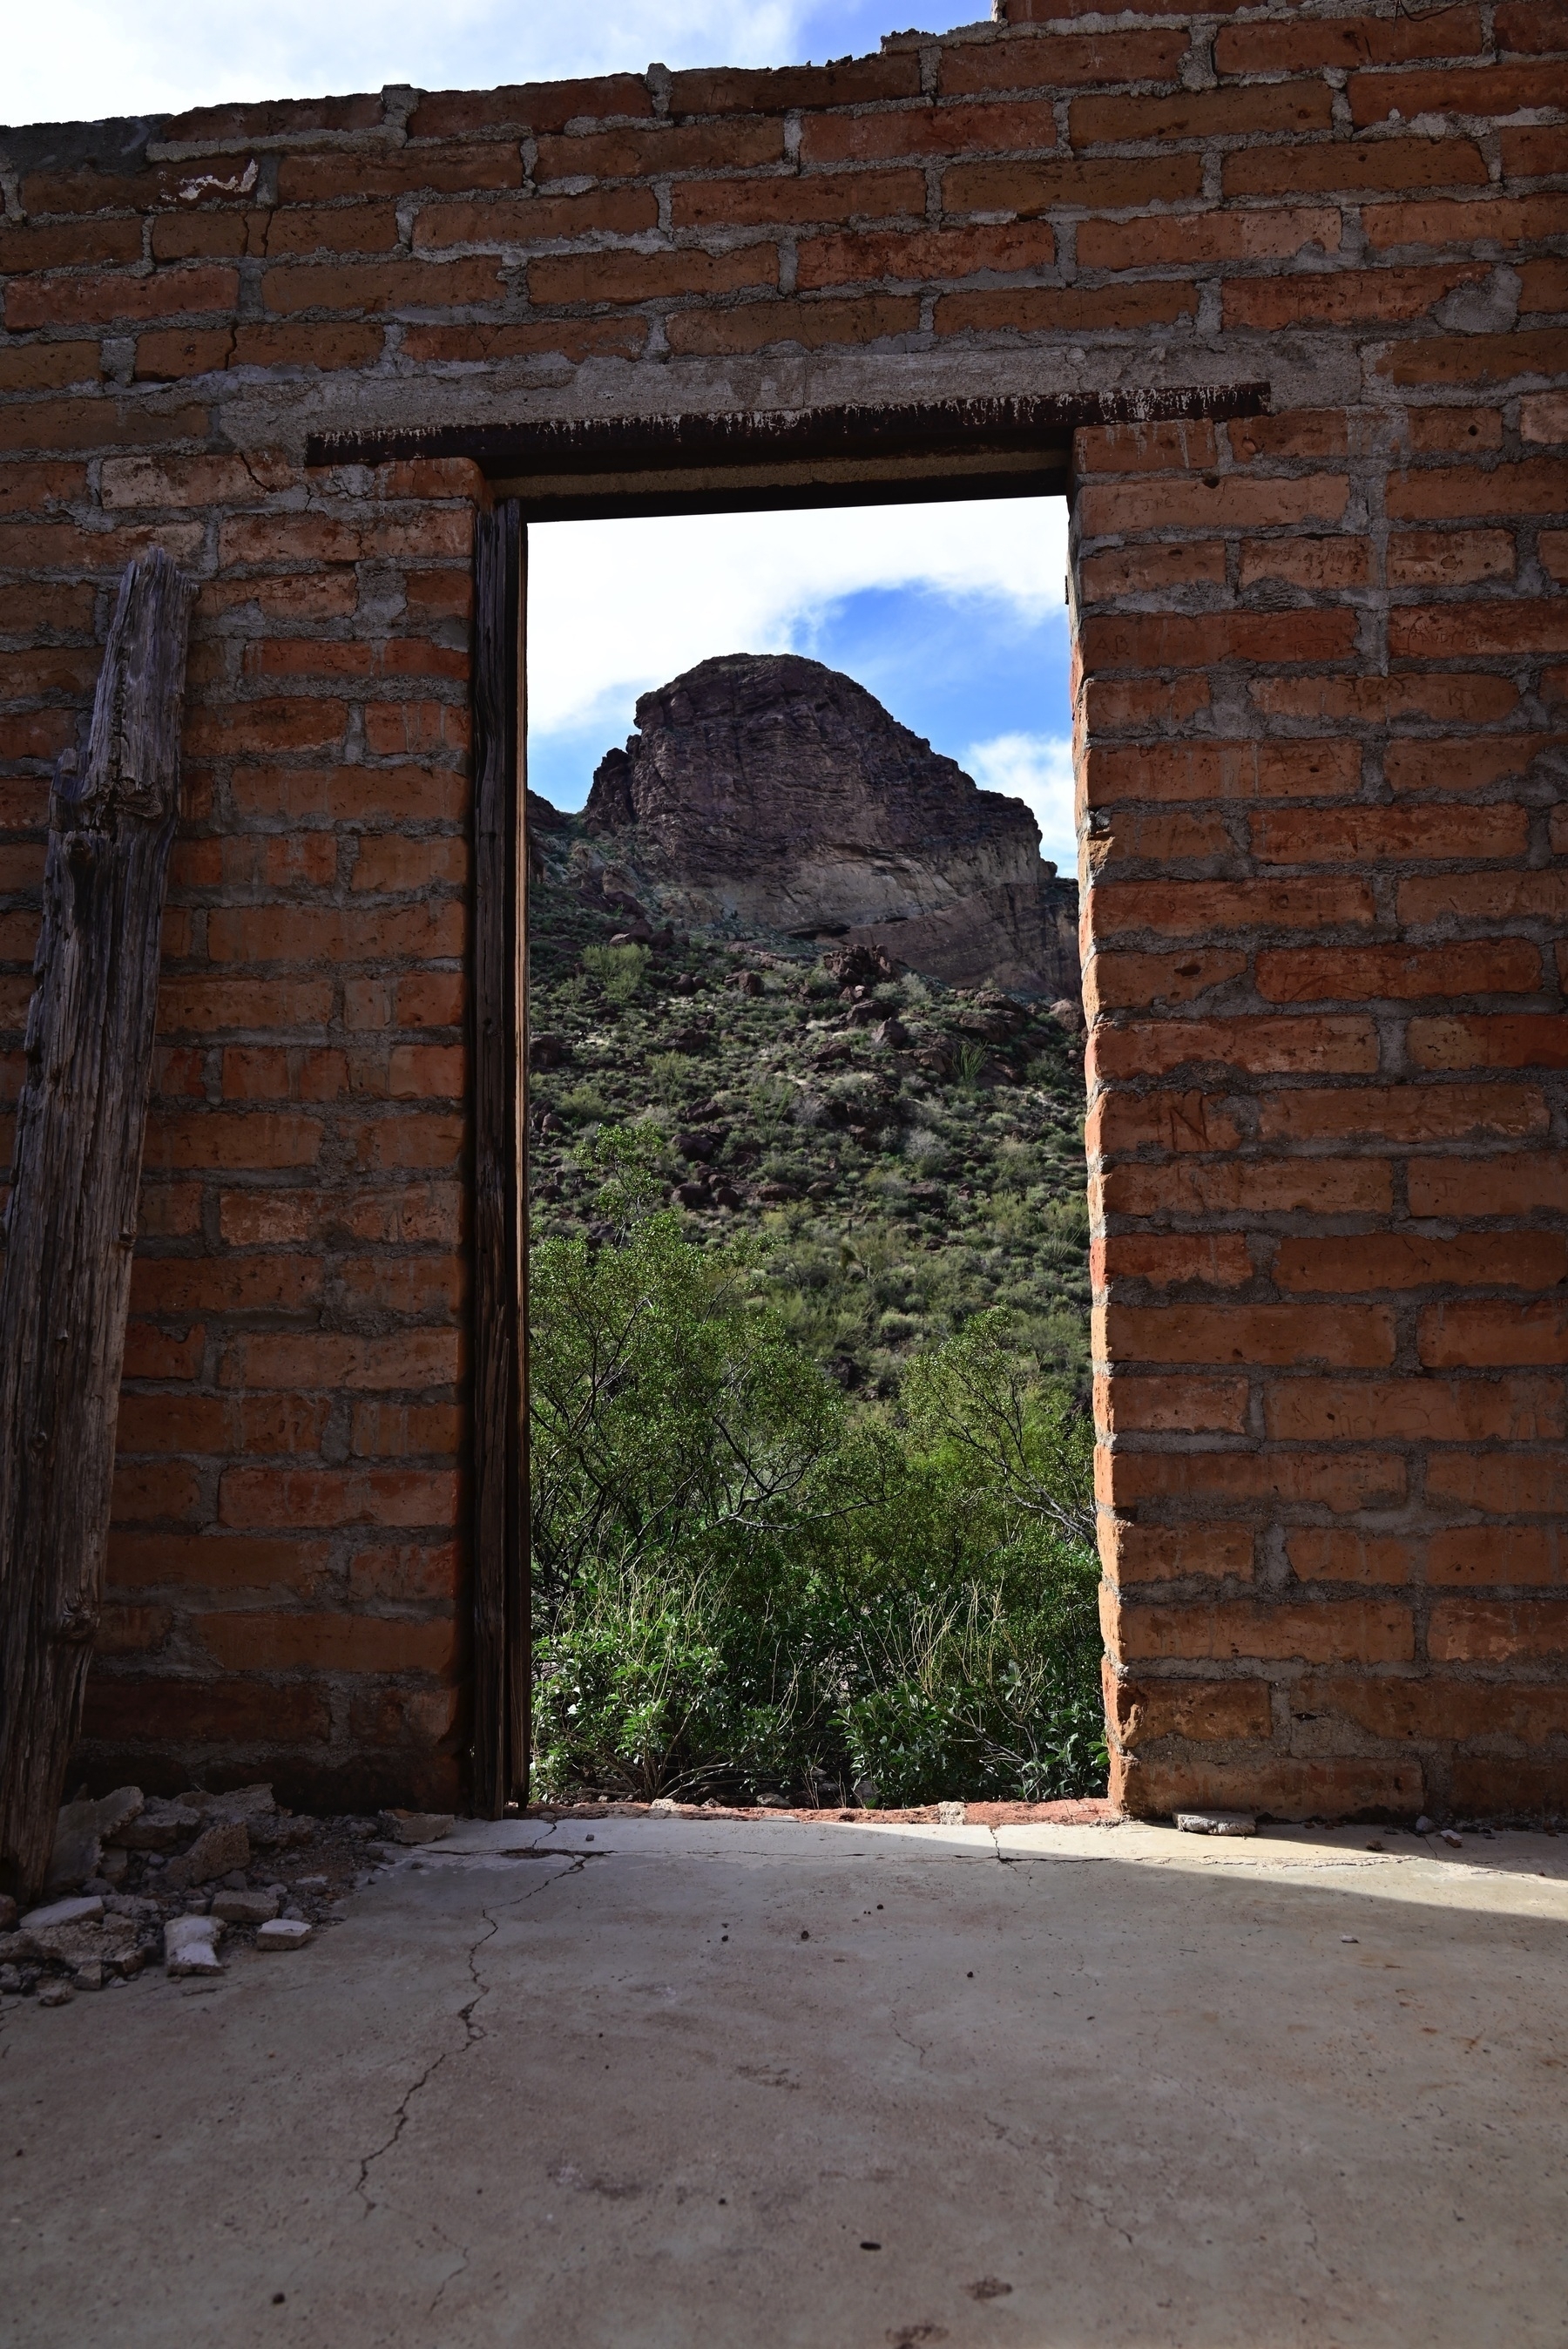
left=936, top=1802, right=966, bottom=1826
left=20, top=1894, right=105, bottom=1932
left=164, top=1821, right=251, bottom=1891
left=165, top=1915, right=225, bottom=1976
left=256, top=1919, right=312, bottom=1953
left=1441, top=1829, right=1464, bottom=1849
left=1174, top=1811, right=1256, bottom=1838
left=44, top=1786, right=145, bottom=1896
left=378, top=1811, right=456, bottom=1847
left=212, top=1889, right=280, bottom=1926
left=35, top=1982, right=72, bottom=2008
left=1416, top=1814, right=1436, bottom=1834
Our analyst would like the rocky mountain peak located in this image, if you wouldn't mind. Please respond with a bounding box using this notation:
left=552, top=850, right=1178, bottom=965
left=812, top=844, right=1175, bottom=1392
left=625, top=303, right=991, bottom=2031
left=578, top=653, right=1078, bottom=998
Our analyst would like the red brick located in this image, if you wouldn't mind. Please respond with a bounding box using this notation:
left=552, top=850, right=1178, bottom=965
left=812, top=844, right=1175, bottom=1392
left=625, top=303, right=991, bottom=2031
left=1285, top=1531, right=1415, bottom=1586
left=116, top=1390, right=331, bottom=1455
left=402, top=319, right=648, bottom=365
left=105, top=1535, right=331, bottom=1594
left=1260, top=1084, right=1549, bottom=1147
left=1386, top=457, right=1568, bottom=521
left=1409, top=1015, right=1568, bottom=1072
left=666, top=295, right=921, bottom=356
left=109, top=1460, right=204, bottom=1524
left=217, top=1469, right=458, bottom=1533
left=1427, top=1525, right=1562, bottom=1584
left=1427, top=1449, right=1568, bottom=1515
left=1399, top=870, right=1568, bottom=925
left=1500, top=125, right=1568, bottom=177
left=1213, top=12, right=1484, bottom=72
left=1076, top=421, right=1220, bottom=475
left=260, top=205, right=402, bottom=259
left=349, top=1402, right=462, bottom=1459
left=1408, top=408, right=1505, bottom=453
left=1079, top=611, right=1358, bottom=670
left=1522, top=393, right=1568, bottom=444
left=348, top=1542, right=462, bottom=1604
left=1385, top=734, right=1565, bottom=795
left=1223, top=138, right=1488, bottom=201
left=672, top=171, right=925, bottom=230
left=142, top=1112, right=322, bottom=1173
left=1238, top=538, right=1370, bottom=591
left=1111, top=1750, right=1422, bottom=1822
left=1101, top=1448, right=1407, bottom=1513
left=1348, top=63, right=1568, bottom=127
left=1093, top=1234, right=1254, bottom=1290
left=1388, top=530, right=1516, bottom=586
left=206, top=904, right=464, bottom=964
left=197, top=1606, right=458, bottom=1675
left=1098, top=1303, right=1396, bottom=1368
left=231, top=1330, right=458, bottom=1391
left=940, top=30, right=1186, bottom=94
left=1103, top=1665, right=1271, bottom=1744
left=801, top=99, right=1058, bottom=166
left=1096, top=1157, right=1394, bottom=1220
left=1497, top=3, right=1568, bottom=53
left=796, top=220, right=1056, bottom=288
left=1255, top=942, right=1540, bottom=1002
left=0, top=398, right=211, bottom=456
left=1084, top=741, right=1360, bottom=807
left=1090, top=1014, right=1377, bottom=1080
left=1092, top=878, right=1375, bottom=938
left=1381, top=329, right=1568, bottom=388
left=1080, top=543, right=1229, bottom=599
left=1225, top=265, right=1488, bottom=331
left=1087, top=1088, right=1243, bottom=1159
left=528, top=244, right=775, bottom=305
left=1079, top=206, right=1340, bottom=270
left=0, top=344, right=101, bottom=393
left=413, top=189, right=656, bottom=250
left=1290, top=1675, right=1568, bottom=1744
left=1408, top=1154, right=1563, bottom=1217
left=78, top=1676, right=329, bottom=1748
left=1450, top=1757, right=1568, bottom=1816
left=129, top=1254, right=321, bottom=1316
left=1254, top=674, right=1517, bottom=726
left=1429, top=1599, right=1568, bottom=1664
left=1095, top=1374, right=1248, bottom=1435
left=942, top=285, right=1198, bottom=335
left=672, top=55, right=923, bottom=114
left=1079, top=474, right=1348, bottom=536
left=337, top=1255, right=463, bottom=1317
left=1268, top=1375, right=1563, bottom=1442
left=535, top=118, right=782, bottom=182
left=945, top=155, right=1204, bottom=214
left=1100, top=1520, right=1255, bottom=1584
left=121, top=1322, right=205, bottom=1379
left=1252, top=803, right=1527, bottom=863
left=1072, top=84, right=1333, bottom=145
left=1106, top=1594, right=1416, bottom=1665
left=260, top=258, right=502, bottom=315
left=354, top=1115, right=464, bottom=1172
left=4, top=266, right=238, bottom=332
left=408, top=76, right=652, bottom=139
left=1420, top=1300, right=1568, bottom=1367
left=1367, top=195, right=1568, bottom=252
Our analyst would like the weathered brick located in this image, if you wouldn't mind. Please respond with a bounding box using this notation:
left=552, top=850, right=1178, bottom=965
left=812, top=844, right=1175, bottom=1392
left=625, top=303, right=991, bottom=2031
left=1099, top=1303, right=1397, bottom=1369
left=940, top=30, right=1186, bottom=94
left=1286, top=1531, right=1415, bottom=1586
left=1255, top=942, right=1540, bottom=1002
left=1407, top=1153, right=1564, bottom=1218
left=1090, top=1014, right=1377, bottom=1080
left=1258, top=1084, right=1549, bottom=1147
left=528, top=244, right=775, bottom=306
left=1269, top=1375, right=1563, bottom=1442
left=1420, top=1301, right=1568, bottom=1368
left=1103, top=1663, right=1271, bottom=1744
left=197, top=1606, right=458, bottom=1674
left=1429, top=1599, right=1568, bottom=1664
left=1084, top=741, right=1360, bottom=807
left=1071, top=85, right=1333, bottom=145
left=1100, top=1520, right=1256, bottom=1585
left=940, top=283, right=1199, bottom=335
left=1079, top=206, right=1340, bottom=270
left=1427, top=1525, right=1561, bottom=1585
left=796, top=221, right=1056, bottom=288
left=944, top=155, right=1204, bottom=214
left=672, top=171, right=925, bottom=230
left=1223, top=138, right=1488, bottom=200
left=535, top=118, right=783, bottom=182
left=666, top=295, right=921, bottom=356
left=1106, top=1594, right=1416, bottom=1665
left=1252, top=804, right=1527, bottom=864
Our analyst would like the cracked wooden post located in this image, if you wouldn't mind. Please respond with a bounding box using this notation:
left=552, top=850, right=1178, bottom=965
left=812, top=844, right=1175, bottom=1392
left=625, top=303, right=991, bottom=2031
left=0, top=548, right=195, bottom=1905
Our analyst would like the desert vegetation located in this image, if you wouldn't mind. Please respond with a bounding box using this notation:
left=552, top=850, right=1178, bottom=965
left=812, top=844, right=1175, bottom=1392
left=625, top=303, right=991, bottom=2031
left=527, top=883, right=1101, bottom=1807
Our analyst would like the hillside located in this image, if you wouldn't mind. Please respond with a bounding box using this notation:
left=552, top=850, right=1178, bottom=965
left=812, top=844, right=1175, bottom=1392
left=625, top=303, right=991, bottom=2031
left=527, top=882, right=1092, bottom=1392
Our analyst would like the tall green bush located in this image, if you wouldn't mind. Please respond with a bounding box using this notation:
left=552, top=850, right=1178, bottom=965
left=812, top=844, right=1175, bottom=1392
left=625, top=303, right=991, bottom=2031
left=531, top=1128, right=1105, bottom=1806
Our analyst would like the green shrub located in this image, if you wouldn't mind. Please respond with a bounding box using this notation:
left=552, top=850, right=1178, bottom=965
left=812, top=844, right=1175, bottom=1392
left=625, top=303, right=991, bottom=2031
left=581, top=942, right=651, bottom=1003
left=531, top=1132, right=1105, bottom=1805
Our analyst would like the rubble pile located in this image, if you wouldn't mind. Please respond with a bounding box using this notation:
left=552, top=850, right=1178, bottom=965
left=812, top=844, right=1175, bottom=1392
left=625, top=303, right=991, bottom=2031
left=0, top=1788, right=452, bottom=2008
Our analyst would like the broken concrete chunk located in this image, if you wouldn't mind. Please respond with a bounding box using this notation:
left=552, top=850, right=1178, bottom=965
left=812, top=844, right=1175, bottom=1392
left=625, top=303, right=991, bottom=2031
left=379, top=1811, right=456, bottom=1846
left=255, top=1919, right=312, bottom=1953
left=36, top=1982, right=73, bottom=2007
left=116, top=1801, right=201, bottom=1851
left=211, top=1889, right=280, bottom=1926
left=936, top=1802, right=966, bottom=1826
left=206, top=1784, right=275, bottom=1823
left=72, top=1960, right=107, bottom=1992
left=1174, top=1811, right=1256, bottom=1838
left=0, top=1932, right=43, bottom=1966
left=45, top=1786, right=145, bottom=1894
left=21, top=1894, right=105, bottom=1933
left=163, top=1822, right=251, bottom=1890
left=165, top=1915, right=226, bottom=1975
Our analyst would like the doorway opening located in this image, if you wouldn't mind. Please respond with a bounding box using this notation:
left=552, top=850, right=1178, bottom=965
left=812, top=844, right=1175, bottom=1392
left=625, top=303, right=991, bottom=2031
left=469, top=403, right=1112, bottom=1819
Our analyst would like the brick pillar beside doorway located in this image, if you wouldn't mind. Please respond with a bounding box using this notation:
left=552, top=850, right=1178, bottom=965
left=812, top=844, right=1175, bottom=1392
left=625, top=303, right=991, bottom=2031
left=1077, top=416, right=1567, bottom=1822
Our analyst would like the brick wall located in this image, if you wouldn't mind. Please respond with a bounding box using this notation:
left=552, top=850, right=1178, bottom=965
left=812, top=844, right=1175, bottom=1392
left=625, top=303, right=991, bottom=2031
left=0, top=0, right=1563, bottom=1815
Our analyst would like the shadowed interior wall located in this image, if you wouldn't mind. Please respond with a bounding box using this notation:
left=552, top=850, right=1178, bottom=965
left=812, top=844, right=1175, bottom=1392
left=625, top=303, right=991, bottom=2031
left=0, top=0, right=1562, bottom=1813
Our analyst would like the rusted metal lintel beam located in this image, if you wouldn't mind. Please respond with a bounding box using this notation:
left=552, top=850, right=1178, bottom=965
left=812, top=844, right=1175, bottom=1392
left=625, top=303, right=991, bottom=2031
left=305, top=386, right=1271, bottom=480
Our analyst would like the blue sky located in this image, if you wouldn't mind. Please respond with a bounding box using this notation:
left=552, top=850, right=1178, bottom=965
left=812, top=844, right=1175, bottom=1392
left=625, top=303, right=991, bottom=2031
left=10, top=1, right=1078, bottom=869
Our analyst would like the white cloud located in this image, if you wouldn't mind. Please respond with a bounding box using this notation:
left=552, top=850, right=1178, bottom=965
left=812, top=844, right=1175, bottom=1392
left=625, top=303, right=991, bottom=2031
left=4, top=0, right=815, bottom=127
left=526, top=496, right=1070, bottom=741
left=966, top=732, right=1078, bottom=876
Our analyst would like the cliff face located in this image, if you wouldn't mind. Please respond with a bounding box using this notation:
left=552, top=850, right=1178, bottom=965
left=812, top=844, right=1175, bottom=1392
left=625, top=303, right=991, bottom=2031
left=581, top=653, right=1079, bottom=998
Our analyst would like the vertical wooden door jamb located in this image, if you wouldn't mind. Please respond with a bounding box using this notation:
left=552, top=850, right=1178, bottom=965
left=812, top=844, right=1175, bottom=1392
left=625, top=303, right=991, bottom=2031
left=470, top=499, right=527, bottom=1817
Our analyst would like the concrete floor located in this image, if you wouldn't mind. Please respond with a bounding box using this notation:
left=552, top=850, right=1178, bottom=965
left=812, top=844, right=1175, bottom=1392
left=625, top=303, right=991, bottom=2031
left=3, top=1814, right=1567, bottom=2348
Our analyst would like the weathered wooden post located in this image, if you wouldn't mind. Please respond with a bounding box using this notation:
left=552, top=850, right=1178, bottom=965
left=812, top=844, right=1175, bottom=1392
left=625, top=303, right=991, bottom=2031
left=0, top=549, right=195, bottom=1904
